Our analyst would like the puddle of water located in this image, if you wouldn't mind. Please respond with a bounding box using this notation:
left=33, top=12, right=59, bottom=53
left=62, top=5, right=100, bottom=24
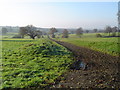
left=79, top=61, right=86, bottom=70
left=70, top=60, right=86, bottom=70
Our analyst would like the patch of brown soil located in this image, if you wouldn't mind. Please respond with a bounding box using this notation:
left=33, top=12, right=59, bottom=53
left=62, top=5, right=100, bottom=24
left=51, top=40, right=120, bottom=88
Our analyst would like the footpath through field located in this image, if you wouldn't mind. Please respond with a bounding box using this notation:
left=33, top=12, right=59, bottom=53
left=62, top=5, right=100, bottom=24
left=50, top=39, right=119, bottom=88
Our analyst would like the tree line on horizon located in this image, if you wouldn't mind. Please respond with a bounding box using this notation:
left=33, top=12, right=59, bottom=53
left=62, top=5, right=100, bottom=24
left=1, top=25, right=119, bottom=39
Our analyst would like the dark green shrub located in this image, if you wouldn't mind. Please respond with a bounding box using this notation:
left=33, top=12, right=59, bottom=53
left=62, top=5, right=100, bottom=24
left=51, top=34, right=55, bottom=38
left=12, top=35, right=22, bottom=38
left=111, top=33, right=116, bottom=37
left=96, top=34, right=102, bottom=37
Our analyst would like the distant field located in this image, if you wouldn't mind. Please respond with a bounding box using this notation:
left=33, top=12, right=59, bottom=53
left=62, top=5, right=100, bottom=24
left=1, top=38, right=73, bottom=89
left=0, top=33, right=18, bottom=39
left=55, top=33, right=119, bottom=56
left=1, top=32, right=31, bottom=39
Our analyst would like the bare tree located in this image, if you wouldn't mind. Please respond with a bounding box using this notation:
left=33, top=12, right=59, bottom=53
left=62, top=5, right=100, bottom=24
left=62, top=29, right=69, bottom=38
left=117, top=1, right=120, bottom=36
left=36, top=30, right=42, bottom=38
left=112, top=26, right=117, bottom=32
left=49, top=27, right=57, bottom=38
left=76, top=27, right=83, bottom=37
left=111, top=26, right=118, bottom=36
left=1, top=27, right=8, bottom=35
left=86, top=30, right=89, bottom=33
left=19, top=25, right=37, bottom=39
left=93, top=29, right=97, bottom=33
left=19, top=27, right=28, bottom=38
left=26, top=25, right=37, bottom=39
left=105, top=26, right=112, bottom=36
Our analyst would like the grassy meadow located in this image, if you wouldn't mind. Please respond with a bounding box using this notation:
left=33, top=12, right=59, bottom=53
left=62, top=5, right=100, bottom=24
left=55, top=33, right=119, bottom=56
left=1, top=38, right=73, bottom=89
left=1, top=32, right=119, bottom=89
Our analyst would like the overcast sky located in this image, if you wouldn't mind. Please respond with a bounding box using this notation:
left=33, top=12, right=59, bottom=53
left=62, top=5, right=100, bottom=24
left=0, top=0, right=119, bottom=29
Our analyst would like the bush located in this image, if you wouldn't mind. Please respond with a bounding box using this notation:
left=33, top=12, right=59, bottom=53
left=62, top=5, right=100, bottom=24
left=62, top=35, right=68, bottom=38
left=111, top=33, right=116, bottom=37
left=51, top=34, right=55, bottom=38
left=12, top=34, right=22, bottom=38
left=96, top=34, right=102, bottom=37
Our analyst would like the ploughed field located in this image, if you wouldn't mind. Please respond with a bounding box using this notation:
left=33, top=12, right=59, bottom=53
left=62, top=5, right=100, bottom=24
left=51, top=34, right=119, bottom=88
left=51, top=40, right=119, bottom=88
left=1, top=34, right=120, bottom=89
left=1, top=39, right=73, bottom=89
left=55, top=34, right=119, bottom=56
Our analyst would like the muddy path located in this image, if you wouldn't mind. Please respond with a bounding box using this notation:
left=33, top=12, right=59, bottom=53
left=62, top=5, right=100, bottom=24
left=50, top=39, right=119, bottom=88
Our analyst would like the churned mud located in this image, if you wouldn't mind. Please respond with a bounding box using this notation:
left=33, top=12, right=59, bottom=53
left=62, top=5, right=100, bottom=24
left=51, top=39, right=120, bottom=88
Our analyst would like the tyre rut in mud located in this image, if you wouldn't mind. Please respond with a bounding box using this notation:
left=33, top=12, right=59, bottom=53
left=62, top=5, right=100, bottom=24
left=50, top=39, right=119, bottom=88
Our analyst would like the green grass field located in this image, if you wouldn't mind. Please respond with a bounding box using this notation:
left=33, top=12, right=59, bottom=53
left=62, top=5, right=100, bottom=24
left=55, top=33, right=119, bottom=56
left=1, top=32, right=119, bottom=89
left=1, top=38, right=73, bottom=89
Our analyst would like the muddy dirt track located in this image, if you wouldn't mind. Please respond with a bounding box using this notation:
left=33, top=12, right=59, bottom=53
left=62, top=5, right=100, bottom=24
left=51, top=39, right=120, bottom=88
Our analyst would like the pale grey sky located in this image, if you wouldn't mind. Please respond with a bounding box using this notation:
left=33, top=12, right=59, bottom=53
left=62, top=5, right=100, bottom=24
left=0, top=0, right=119, bottom=29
